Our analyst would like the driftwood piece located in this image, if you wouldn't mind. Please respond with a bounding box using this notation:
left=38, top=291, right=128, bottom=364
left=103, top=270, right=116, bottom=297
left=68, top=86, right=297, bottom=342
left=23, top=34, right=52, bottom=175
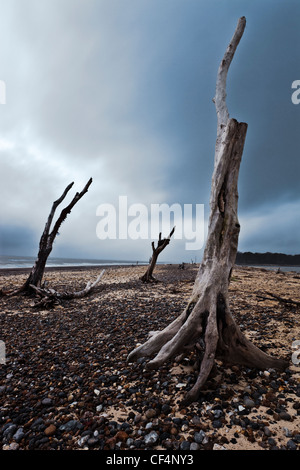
left=257, top=292, right=300, bottom=308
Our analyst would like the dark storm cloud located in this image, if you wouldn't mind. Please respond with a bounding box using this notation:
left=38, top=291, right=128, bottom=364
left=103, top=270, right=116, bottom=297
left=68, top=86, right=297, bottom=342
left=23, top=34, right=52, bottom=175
left=0, top=0, right=299, bottom=261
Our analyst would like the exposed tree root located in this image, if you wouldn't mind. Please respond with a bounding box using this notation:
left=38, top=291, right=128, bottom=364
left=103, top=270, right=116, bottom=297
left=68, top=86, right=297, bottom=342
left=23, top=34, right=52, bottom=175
left=29, top=270, right=105, bottom=309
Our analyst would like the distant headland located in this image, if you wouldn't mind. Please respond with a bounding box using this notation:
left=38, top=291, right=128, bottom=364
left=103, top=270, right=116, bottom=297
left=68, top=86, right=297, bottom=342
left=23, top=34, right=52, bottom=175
left=236, top=251, right=300, bottom=266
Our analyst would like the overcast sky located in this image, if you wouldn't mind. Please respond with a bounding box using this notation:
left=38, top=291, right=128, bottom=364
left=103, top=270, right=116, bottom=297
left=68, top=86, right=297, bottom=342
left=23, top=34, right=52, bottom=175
left=0, top=0, right=299, bottom=263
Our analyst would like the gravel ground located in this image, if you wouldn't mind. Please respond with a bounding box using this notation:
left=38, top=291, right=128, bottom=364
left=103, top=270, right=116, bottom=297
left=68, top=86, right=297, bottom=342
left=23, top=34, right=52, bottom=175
left=0, top=264, right=299, bottom=451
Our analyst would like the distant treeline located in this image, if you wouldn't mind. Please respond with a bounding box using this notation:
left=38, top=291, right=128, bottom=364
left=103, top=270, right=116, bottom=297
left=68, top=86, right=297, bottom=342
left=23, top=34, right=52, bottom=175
left=236, top=252, right=300, bottom=266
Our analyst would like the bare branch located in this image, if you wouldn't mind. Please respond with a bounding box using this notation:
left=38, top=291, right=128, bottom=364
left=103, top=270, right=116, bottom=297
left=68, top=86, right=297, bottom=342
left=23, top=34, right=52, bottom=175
left=257, top=292, right=300, bottom=308
left=49, top=178, right=93, bottom=243
left=214, top=16, right=246, bottom=130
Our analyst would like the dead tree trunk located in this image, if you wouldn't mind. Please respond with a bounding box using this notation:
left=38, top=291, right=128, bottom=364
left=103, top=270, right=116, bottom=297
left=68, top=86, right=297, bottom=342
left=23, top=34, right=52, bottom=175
left=1, top=179, right=93, bottom=296
left=140, top=227, right=175, bottom=283
left=127, top=17, right=288, bottom=404
left=23, top=178, right=93, bottom=292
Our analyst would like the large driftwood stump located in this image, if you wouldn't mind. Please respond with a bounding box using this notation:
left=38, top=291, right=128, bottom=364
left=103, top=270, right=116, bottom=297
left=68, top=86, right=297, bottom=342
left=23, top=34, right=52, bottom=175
left=128, top=17, right=288, bottom=405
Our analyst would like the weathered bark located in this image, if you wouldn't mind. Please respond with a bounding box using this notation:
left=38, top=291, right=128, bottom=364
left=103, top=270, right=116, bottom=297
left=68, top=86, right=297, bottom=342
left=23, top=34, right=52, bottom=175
left=127, top=17, right=289, bottom=404
left=140, top=227, right=175, bottom=283
left=0, top=178, right=93, bottom=296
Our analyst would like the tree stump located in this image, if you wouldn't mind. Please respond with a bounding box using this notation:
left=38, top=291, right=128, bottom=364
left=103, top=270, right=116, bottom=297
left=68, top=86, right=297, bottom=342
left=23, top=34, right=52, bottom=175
left=1, top=178, right=93, bottom=297
left=140, top=227, right=175, bottom=283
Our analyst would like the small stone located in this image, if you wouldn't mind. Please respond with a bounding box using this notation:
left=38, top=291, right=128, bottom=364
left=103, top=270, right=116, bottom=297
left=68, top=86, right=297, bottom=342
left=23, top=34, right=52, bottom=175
left=243, top=397, right=255, bottom=409
left=3, top=424, right=17, bottom=438
left=194, top=430, right=206, bottom=444
left=286, top=440, right=297, bottom=450
left=126, top=438, right=134, bottom=447
left=263, top=426, right=272, bottom=437
left=59, top=419, right=80, bottom=432
left=283, top=427, right=292, bottom=437
left=134, top=414, right=142, bottom=424
left=161, top=404, right=171, bottom=415
left=115, top=431, right=128, bottom=442
left=172, top=418, right=182, bottom=425
left=213, top=409, right=223, bottom=419
left=279, top=411, right=292, bottom=421
left=144, top=431, right=159, bottom=445
left=213, top=443, right=227, bottom=450
left=176, top=383, right=186, bottom=388
left=44, top=424, right=56, bottom=436
left=77, top=435, right=89, bottom=447
left=13, top=428, right=24, bottom=443
left=268, top=437, right=276, bottom=446
left=212, top=420, right=223, bottom=429
left=9, top=442, right=19, bottom=451
left=87, top=437, right=99, bottom=446
left=191, top=416, right=201, bottom=426
left=145, top=408, right=156, bottom=419
left=190, top=442, right=200, bottom=450
left=180, top=441, right=190, bottom=450
left=42, top=398, right=52, bottom=407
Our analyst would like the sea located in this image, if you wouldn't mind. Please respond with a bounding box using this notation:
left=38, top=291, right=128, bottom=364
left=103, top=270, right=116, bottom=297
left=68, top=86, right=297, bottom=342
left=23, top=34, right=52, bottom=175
left=0, top=254, right=299, bottom=272
left=0, top=255, right=147, bottom=270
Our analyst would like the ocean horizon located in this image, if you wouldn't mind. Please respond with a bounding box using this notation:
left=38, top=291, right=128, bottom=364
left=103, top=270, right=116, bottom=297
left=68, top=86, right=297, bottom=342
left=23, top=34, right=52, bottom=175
left=0, top=254, right=149, bottom=269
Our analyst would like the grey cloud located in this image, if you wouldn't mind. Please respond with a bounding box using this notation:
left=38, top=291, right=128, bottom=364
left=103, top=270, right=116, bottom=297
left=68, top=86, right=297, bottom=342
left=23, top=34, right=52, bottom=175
left=0, top=224, right=38, bottom=256
left=0, top=0, right=299, bottom=262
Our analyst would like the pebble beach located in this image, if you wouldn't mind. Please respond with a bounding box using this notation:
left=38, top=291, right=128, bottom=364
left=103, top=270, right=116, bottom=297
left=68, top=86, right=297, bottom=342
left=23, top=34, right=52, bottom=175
left=0, top=263, right=299, bottom=451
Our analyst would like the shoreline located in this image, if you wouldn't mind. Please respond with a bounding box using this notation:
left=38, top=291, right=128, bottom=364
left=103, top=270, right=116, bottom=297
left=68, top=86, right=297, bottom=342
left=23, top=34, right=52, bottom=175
left=1, top=262, right=300, bottom=277
left=0, top=263, right=149, bottom=277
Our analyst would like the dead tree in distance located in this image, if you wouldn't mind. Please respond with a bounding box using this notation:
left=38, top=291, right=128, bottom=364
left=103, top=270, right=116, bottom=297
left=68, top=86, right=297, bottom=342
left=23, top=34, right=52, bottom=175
left=140, top=227, right=175, bottom=283
left=128, top=17, right=288, bottom=405
left=1, top=178, right=104, bottom=300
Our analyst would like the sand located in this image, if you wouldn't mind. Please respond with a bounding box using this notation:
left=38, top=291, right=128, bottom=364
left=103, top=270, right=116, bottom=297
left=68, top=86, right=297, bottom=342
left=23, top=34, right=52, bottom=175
left=0, top=263, right=299, bottom=451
